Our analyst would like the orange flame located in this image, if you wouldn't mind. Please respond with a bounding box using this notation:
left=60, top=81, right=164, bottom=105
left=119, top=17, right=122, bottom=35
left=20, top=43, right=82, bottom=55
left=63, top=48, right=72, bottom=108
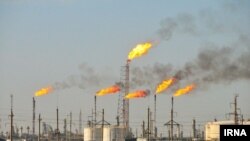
left=124, top=90, right=150, bottom=99
left=155, top=77, right=176, bottom=94
left=35, top=86, right=53, bottom=97
left=96, top=85, right=121, bottom=96
left=128, top=42, right=152, bottom=61
left=174, top=84, right=195, bottom=97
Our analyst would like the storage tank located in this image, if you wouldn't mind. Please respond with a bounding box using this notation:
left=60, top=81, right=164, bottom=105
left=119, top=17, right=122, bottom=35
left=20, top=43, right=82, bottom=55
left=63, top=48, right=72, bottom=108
left=111, top=126, right=125, bottom=141
left=136, top=137, right=147, bottom=141
left=84, top=126, right=126, bottom=141
left=84, top=127, right=94, bottom=141
left=103, top=127, right=111, bottom=141
left=94, top=127, right=102, bottom=141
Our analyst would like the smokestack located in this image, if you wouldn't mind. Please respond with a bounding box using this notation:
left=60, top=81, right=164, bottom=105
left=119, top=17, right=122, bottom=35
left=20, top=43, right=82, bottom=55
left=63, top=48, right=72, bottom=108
left=56, top=108, right=59, bottom=141
left=33, top=97, right=35, bottom=138
left=38, top=114, right=41, bottom=141
left=70, top=112, right=72, bottom=141
left=20, top=126, right=23, bottom=137
left=192, top=118, right=196, bottom=139
left=234, top=95, right=239, bottom=125
left=94, top=96, right=97, bottom=125
left=10, top=94, right=14, bottom=141
left=154, top=95, right=157, bottom=138
left=170, top=97, right=174, bottom=141
left=142, top=121, right=145, bottom=138
left=79, top=110, right=82, bottom=135
left=147, top=107, right=150, bottom=141
left=102, top=109, right=104, bottom=141
left=116, top=116, right=119, bottom=126
left=64, top=119, right=67, bottom=135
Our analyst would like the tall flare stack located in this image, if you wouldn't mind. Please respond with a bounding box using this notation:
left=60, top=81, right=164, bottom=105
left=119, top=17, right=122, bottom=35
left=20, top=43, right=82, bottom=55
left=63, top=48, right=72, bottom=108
left=116, top=60, right=130, bottom=138
left=117, top=42, right=153, bottom=138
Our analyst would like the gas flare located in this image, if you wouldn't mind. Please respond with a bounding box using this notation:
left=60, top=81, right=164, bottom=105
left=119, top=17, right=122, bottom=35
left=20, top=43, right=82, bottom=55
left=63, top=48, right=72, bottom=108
left=174, top=84, right=195, bottom=97
left=128, top=42, right=153, bottom=61
left=124, top=90, right=150, bottom=99
left=96, top=85, right=121, bottom=96
left=155, top=77, right=176, bottom=94
left=35, top=86, right=53, bottom=97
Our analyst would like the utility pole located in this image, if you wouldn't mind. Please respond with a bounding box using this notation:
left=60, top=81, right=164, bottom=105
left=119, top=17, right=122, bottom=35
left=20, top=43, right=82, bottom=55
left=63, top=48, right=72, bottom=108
left=164, top=97, right=180, bottom=141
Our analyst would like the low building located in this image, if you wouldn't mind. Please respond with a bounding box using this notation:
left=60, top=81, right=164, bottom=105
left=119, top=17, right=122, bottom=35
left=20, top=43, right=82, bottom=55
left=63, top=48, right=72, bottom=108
left=205, top=120, right=250, bottom=141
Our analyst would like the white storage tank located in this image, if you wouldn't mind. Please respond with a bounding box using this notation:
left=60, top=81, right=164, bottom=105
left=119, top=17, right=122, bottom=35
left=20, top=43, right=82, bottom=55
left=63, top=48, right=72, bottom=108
left=103, top=127, right=111, bottom=141
left=84, top=127, right=94, bottom=141
left=84, top=125, right=126, bottom=141
left=136, top=137, right=147, bottom=141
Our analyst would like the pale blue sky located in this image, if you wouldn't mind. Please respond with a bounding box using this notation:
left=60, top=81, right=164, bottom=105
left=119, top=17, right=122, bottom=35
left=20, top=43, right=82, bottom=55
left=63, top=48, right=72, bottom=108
left=1, top=0, right=249, bottom=136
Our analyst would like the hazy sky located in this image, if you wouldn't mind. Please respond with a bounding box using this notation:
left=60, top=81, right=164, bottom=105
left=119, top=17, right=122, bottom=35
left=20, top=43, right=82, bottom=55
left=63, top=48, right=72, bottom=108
left=1, top=0, right=250, bottom=137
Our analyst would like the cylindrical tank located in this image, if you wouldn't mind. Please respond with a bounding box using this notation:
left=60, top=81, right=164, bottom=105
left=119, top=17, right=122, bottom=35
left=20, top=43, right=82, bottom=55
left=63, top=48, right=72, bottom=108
left=103, top=127, right=111, bottom=141
left=111, top=126, right=125, bottom=141
left=84, top=127, right=93, bottom=141
left=84, top=126, right=126, bottom=141
left=94, top=127, right=102, bottom=141
left=137, top=137, right=147, bottom=141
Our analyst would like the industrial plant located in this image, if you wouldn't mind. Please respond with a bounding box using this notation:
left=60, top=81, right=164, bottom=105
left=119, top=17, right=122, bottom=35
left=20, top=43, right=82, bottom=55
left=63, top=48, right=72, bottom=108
left=1, top=42, right=250, bottom=141
left=1, top=90, right=249, bottom=141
